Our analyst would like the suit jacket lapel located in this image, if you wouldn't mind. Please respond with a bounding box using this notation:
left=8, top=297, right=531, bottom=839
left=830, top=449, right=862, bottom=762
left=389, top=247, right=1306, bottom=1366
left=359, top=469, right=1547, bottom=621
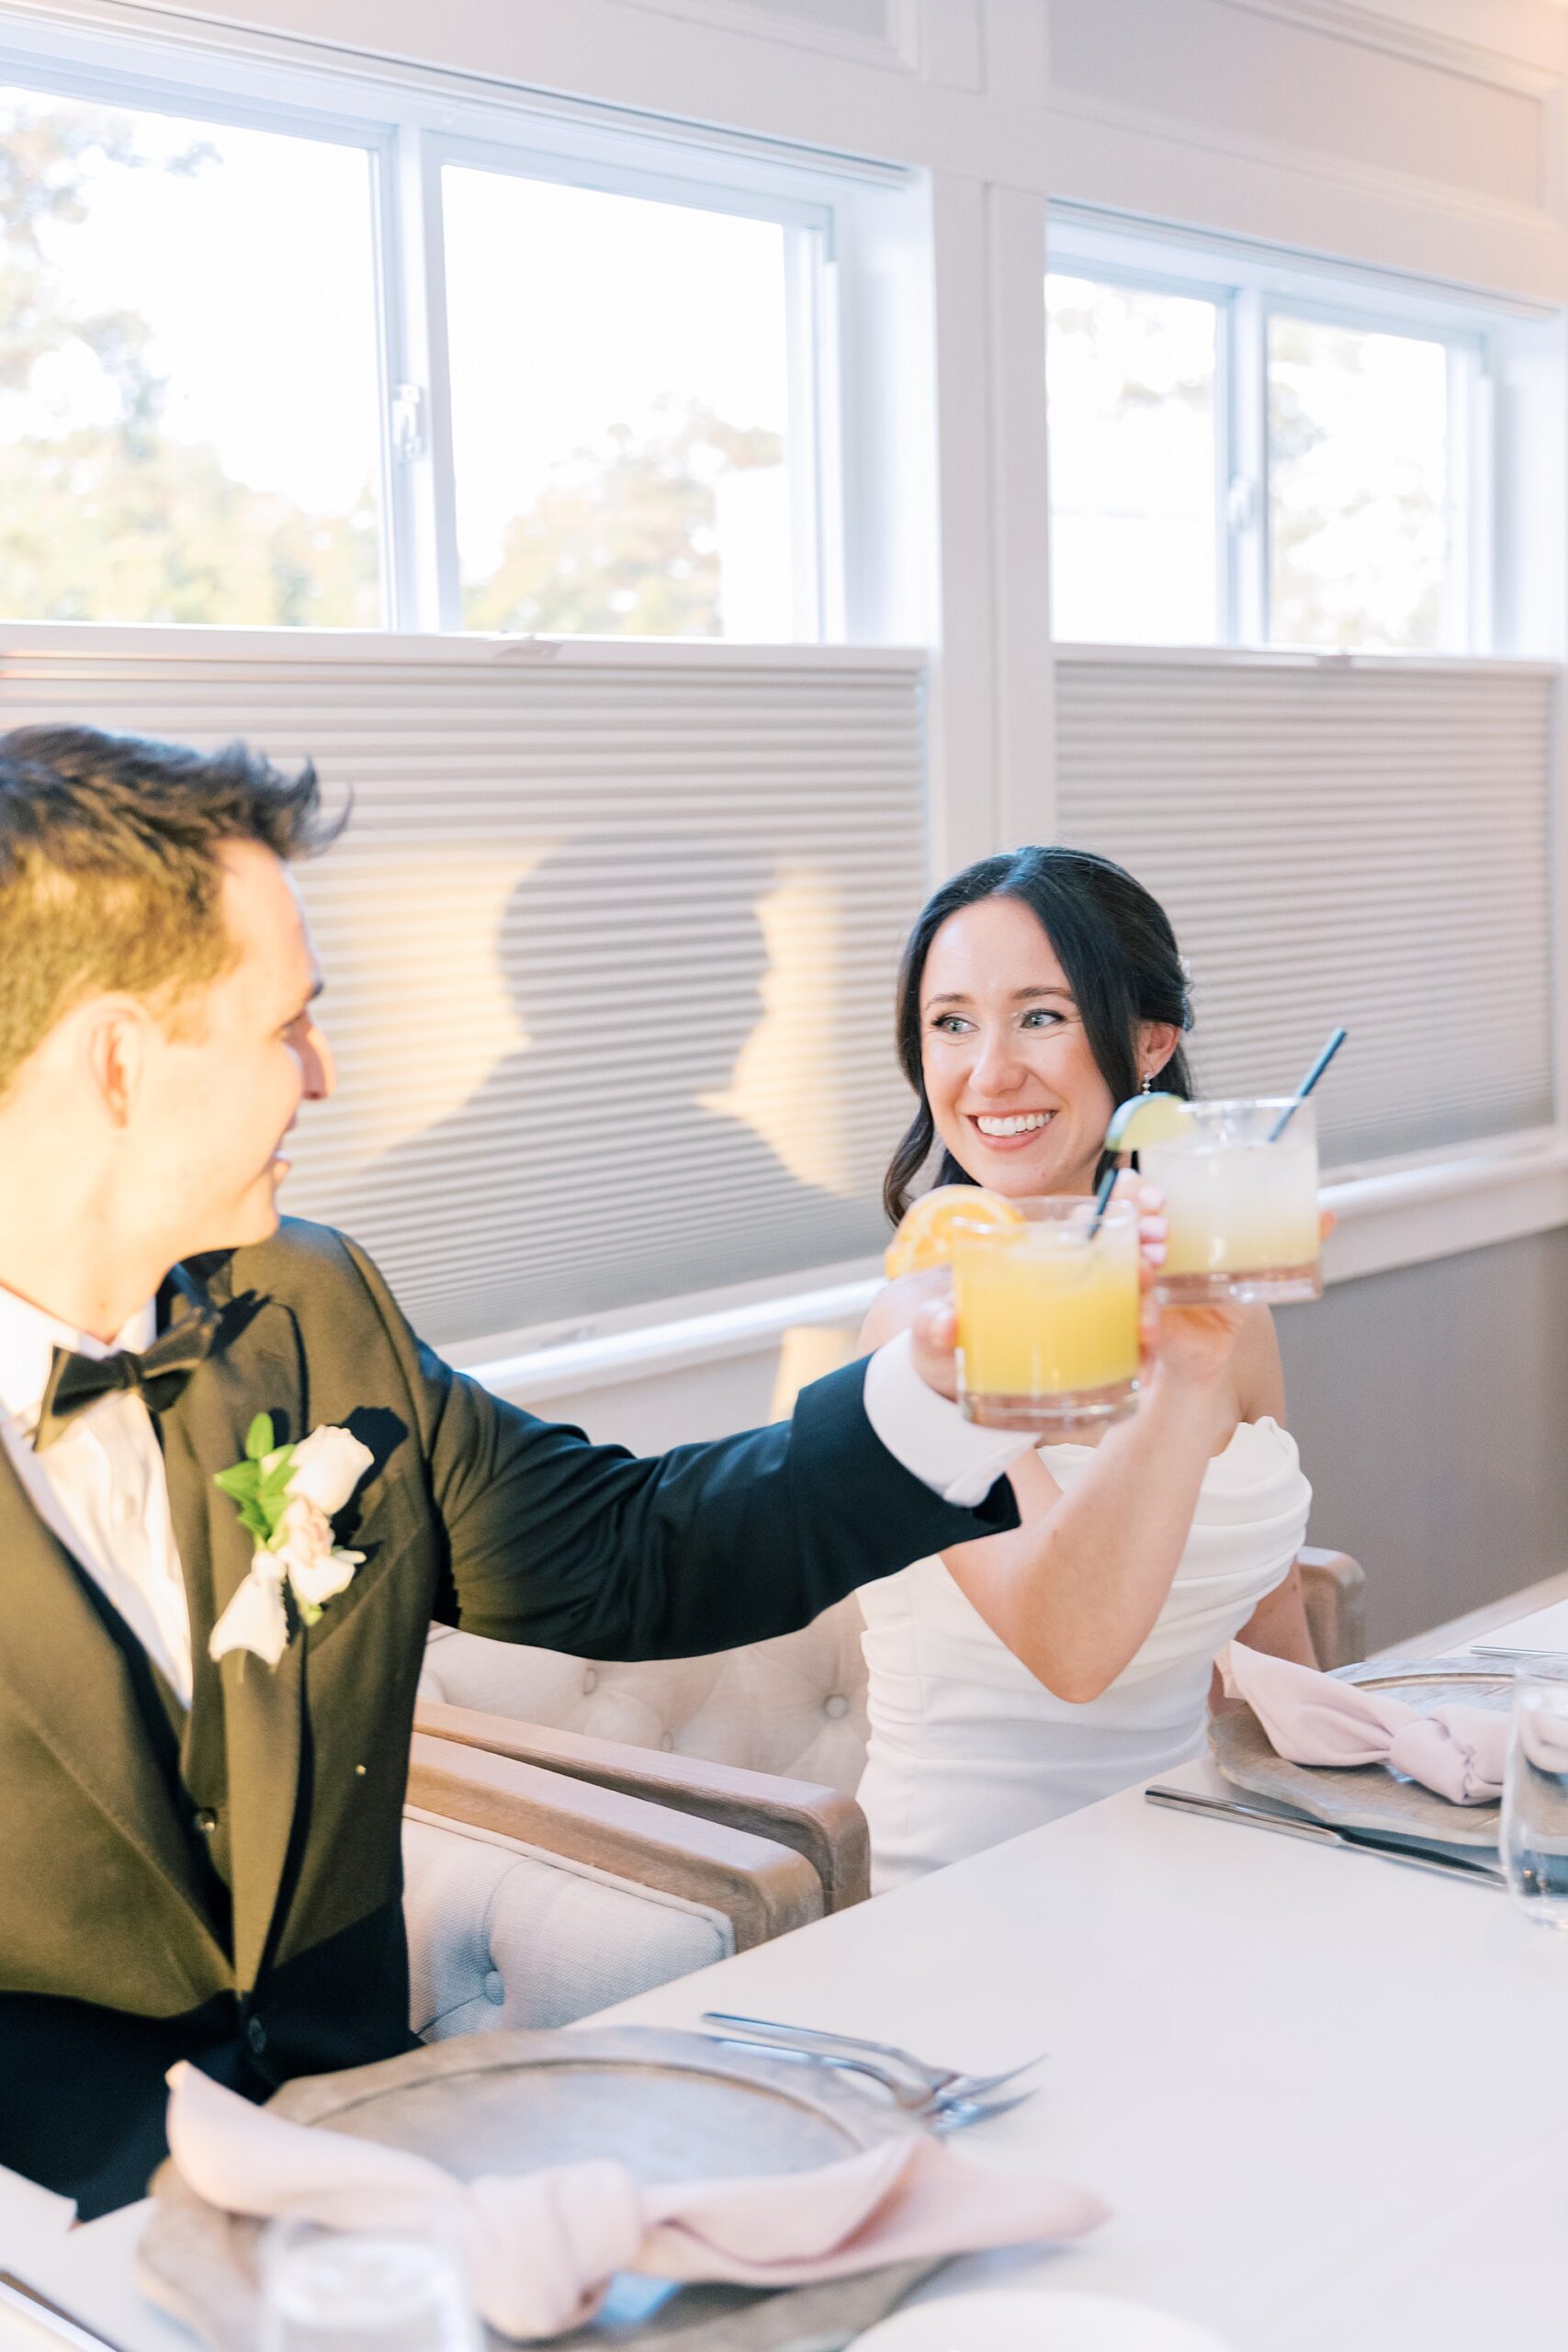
left=160, top=1263, right=310, bottom=1994
left=0, top=1442, right=225, bottom=1965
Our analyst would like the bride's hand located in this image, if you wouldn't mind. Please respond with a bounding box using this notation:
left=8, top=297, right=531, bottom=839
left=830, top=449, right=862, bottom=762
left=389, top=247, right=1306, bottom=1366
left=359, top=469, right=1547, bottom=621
left=1141, top=1295, right=1250, bottom=1388
left=1110, top=1170, right=1168, bottom=1281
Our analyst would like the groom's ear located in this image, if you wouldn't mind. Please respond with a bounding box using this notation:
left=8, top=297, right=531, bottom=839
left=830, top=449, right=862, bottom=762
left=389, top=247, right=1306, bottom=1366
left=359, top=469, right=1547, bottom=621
left=82, top=997, right=156, bottom=1128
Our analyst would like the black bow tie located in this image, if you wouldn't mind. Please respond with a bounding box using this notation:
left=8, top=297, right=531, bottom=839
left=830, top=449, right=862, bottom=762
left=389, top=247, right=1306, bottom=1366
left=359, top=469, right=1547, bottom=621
left=33, top=1306, right=223, bottom=1452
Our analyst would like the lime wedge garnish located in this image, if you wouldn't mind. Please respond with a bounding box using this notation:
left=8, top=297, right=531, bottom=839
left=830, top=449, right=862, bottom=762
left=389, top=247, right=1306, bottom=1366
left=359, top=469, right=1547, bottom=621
left=1104, top=1091, right=1194, bottom=1152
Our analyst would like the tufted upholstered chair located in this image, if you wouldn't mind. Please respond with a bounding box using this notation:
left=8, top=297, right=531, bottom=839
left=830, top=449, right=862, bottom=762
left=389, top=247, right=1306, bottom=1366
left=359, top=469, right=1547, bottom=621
left=420, top=1593, right=871, bottom=1794
left=417, top=1546, right=1363, bottom=1810
left=401, top=1807, right=735, bottom=2041
left=399, top=1726, right=838, bottom=2042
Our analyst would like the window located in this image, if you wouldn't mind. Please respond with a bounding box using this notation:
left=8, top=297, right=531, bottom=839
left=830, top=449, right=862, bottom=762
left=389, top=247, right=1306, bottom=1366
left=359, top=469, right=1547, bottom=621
left=0, top=84, right=384, bottom=627
left=1045, top=276, right=1220, bottom=646
left=1047, top=220, right=1558, bottom=1183
left=1046, top=222, right=1492, bottom=655
left=443, top=170, right=807, bottom=639
left=1266, top=314, right=1461, bottom=653
left=0, top=45, right=845, bottom=639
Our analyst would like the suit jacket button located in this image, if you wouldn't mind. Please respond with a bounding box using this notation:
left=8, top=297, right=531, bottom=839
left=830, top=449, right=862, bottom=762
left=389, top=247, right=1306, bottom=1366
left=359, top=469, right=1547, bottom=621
left=195, top=1808, right=219, bottom=1834
left=246, top=2017, right=267, bottom=2055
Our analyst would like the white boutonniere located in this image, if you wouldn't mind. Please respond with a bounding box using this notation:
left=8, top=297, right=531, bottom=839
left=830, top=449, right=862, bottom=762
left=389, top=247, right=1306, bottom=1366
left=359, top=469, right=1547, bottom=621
left=209, top=1415, right=374, bottom=1668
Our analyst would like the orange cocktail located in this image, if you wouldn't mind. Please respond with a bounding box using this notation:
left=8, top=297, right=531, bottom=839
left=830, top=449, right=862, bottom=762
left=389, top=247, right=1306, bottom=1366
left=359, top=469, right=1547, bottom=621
left=950, top=1196, right=1141, bottom=1434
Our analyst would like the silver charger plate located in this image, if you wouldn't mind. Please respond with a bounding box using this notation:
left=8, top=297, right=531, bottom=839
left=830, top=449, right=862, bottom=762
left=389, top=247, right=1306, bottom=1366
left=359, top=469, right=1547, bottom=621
left=1208, top=1658, right=1511, bottom=1852
left=136, top=2025, right=931, bottom=2351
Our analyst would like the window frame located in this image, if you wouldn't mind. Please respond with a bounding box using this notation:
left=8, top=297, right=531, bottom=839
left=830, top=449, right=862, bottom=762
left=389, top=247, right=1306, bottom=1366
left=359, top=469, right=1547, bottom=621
left=1046, top=214, right=1502, bottom=659
left=0, top=17, right=860, bottom=644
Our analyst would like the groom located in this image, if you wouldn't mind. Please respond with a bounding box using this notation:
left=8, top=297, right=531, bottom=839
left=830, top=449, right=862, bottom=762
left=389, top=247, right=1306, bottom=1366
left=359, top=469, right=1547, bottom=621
left=0, top=724, right=1026, bottom=2218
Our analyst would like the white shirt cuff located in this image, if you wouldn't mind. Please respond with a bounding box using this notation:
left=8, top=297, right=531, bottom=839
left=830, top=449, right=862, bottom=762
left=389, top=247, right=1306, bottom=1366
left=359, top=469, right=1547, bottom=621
left=862, top=1328, right=1033, bottom=1509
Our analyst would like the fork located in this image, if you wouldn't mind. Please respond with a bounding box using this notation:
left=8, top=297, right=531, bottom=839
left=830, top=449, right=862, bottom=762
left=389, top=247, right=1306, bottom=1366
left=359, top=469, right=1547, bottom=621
left=703, top=2032, right=1035, bottom=2130
left=700, top=2010, right=1046, bottom=2106
left=928, top=2087, right=1035, bottom=2133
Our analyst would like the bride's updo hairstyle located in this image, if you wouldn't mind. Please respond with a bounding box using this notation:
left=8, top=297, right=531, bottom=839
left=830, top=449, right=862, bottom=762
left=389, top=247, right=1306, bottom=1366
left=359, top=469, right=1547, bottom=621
left=884, top=845, right=1194, bottom=1223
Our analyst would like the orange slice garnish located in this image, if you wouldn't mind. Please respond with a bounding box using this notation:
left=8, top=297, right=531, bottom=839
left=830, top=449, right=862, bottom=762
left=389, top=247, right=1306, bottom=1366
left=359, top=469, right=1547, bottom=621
left=885, top=1184, right=1025, bottom=1278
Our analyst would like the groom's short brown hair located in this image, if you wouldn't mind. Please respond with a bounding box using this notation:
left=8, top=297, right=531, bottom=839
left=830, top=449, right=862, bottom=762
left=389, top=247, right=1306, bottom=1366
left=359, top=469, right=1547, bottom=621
left=0, top=725, right=340, bottom=1097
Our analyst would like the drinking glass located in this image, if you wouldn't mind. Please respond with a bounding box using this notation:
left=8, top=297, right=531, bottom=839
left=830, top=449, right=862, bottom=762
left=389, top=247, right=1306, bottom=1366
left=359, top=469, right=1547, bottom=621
left=259, top=2216, right=481, bottom=2352
left=949, top=1195, right=1141, bottom=1434
left=1501, top=1664, right=1568, bottom=1928
left=1138, top=1097, right=1321, bottom=1304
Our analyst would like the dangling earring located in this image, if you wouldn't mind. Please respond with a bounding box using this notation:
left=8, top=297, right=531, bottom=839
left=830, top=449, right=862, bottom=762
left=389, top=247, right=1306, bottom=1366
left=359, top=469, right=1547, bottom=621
left=1141, top=1072, right=1153, bottom=1094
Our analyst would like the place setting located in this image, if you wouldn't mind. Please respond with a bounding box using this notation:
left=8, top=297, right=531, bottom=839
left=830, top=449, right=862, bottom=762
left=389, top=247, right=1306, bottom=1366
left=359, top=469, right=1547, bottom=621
left=130, top=2021, right=1106, bottom=2351
left=120, top=2011, right=1267, bottom=2352
left=1147, top=1634, right=1568, bottom=1927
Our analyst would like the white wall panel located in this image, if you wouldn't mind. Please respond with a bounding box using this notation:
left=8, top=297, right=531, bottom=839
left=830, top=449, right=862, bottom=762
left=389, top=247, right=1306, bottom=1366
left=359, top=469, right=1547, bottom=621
left=1046, top=0, right=1555, bottom=222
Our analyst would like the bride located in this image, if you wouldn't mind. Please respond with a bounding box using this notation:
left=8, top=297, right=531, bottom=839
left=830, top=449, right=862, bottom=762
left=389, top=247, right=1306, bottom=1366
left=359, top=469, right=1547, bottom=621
left=856, top=847, right=1315, bottom=1891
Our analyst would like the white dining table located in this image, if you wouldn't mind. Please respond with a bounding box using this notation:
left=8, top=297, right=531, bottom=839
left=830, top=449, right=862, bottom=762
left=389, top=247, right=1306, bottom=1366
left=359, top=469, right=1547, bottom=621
left=6, top=1572, right=1568, bottom=2352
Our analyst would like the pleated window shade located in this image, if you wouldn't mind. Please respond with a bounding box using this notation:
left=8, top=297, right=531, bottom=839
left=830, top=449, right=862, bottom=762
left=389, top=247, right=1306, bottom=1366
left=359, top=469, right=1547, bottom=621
left=0, top=641, right=926, bottom=1344
left=1055, top=654, right=1559, bottom=1169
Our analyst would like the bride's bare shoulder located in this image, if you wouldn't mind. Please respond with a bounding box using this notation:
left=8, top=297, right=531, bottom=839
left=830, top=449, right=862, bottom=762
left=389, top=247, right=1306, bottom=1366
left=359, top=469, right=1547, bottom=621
left=858, top=1268, right=951, bottom=1352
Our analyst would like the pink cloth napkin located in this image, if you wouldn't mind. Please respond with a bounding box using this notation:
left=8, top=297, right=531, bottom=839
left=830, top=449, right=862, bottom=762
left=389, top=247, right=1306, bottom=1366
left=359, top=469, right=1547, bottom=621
left=164, top=2061, right=1107, bottom=2342
left=1220, top=1641, right=1506, bottom=1804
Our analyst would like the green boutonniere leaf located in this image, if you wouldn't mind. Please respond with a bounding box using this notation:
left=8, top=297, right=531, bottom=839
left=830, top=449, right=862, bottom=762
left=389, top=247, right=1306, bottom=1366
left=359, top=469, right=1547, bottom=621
left=216, top=1423, right=299, bottom=1548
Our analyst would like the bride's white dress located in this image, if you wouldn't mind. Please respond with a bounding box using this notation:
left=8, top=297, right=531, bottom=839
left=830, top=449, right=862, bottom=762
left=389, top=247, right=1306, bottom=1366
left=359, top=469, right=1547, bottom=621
left=856, top=1416, right=1312, bottom=1891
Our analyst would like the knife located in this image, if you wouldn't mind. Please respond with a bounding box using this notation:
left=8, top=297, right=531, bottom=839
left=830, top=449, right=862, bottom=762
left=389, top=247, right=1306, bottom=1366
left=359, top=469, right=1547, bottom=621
left=0, top=2274, right=130, bottom=2351
left=1144, top=1785, right=1504, bottom=1889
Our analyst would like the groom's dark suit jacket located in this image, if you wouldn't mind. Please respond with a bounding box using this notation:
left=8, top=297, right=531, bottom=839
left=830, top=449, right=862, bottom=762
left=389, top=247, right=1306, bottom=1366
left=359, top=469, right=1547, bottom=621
left=0, top=1218, right=1014, bottom=2216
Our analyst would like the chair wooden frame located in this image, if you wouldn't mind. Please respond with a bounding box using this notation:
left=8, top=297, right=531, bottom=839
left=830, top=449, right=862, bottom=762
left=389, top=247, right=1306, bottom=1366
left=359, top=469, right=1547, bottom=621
left=1298, top=1548, right=1366, bottom=1669
left=414, top=1699, right=871, bottom=1911
left=405, top=1732, right=826, bottom=1951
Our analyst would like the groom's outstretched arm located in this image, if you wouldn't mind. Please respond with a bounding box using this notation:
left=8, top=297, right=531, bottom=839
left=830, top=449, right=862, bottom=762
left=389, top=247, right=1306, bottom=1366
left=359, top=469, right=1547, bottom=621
left=339, top=1234, right=1021, bottom=1660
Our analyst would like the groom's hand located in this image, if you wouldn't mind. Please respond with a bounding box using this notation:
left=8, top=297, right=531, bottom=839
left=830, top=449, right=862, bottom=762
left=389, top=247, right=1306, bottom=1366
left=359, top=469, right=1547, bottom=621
left=909, top=1288, right=960, bottom=1400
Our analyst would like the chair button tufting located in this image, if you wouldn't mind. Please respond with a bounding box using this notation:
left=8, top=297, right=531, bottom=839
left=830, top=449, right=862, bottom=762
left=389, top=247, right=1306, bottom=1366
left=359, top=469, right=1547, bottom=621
left=483, top=1970, right=505, bottom=2006
left=824, top=1695, right=850, bottom=1720
left=195, top=1807, right=219, bottom=1834
left=660, top=1734, right=674, bottom=1752
left=582, top=1668, right=598, bottom=1694
left=246, top=2016, right=267, bottom=2055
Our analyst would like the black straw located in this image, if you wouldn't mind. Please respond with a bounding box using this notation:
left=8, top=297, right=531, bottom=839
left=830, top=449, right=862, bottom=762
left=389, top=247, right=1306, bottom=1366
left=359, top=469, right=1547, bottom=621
left=1268, top=1027, right=1347, bottom=1141
left=1085, top=1163, right=1120, bottom=1238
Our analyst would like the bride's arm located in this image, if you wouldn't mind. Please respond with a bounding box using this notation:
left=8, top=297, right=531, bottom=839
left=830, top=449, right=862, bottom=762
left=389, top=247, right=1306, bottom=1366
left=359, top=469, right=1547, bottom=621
left=858, top=1279, right=1246, bottom=1702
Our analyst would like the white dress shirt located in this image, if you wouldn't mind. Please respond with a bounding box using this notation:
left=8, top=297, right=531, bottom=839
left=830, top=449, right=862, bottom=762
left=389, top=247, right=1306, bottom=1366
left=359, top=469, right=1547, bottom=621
left=0, top=1286, right=193, bottom=1703
left=0, top=1289, right=1024, bottom=1709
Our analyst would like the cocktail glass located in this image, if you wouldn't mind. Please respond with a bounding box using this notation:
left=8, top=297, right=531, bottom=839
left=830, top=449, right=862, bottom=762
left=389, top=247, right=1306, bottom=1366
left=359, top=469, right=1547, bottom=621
left=950, top=1195, right=1141, bottom=1434
left=1139, top=1097, right=1321, bottom=1305
left=259, top=2216, right=481, bottom=2352
left=1502, top=1664, right=1568, bottom=1929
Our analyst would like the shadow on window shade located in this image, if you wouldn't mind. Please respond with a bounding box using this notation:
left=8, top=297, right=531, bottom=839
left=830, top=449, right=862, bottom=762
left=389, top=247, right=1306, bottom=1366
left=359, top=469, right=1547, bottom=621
left=0, top=646, right=926, bottom=1344
left=321, top=826, right=900, bottom=1339
left=1054, top=656, right=1555, bottom=1169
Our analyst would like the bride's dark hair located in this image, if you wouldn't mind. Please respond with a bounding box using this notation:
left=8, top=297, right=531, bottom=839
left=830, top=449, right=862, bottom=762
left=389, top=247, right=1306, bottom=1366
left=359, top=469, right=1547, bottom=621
left=883, top=845, right=1194, bottom=1225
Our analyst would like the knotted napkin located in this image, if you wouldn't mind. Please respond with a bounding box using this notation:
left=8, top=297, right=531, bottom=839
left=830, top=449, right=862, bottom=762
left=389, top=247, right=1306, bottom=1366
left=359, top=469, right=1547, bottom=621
left=164, top=2062, right=1106, bottom=2342
left=1221, top=1642, right=1506, bottom=1804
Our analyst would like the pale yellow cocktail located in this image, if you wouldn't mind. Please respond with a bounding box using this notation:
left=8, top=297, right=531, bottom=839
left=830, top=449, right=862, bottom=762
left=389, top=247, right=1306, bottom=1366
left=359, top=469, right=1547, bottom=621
left=951, top=1197, right=1141, bottom=1433
left=1140, top=1098, right=1321, bottom=1304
